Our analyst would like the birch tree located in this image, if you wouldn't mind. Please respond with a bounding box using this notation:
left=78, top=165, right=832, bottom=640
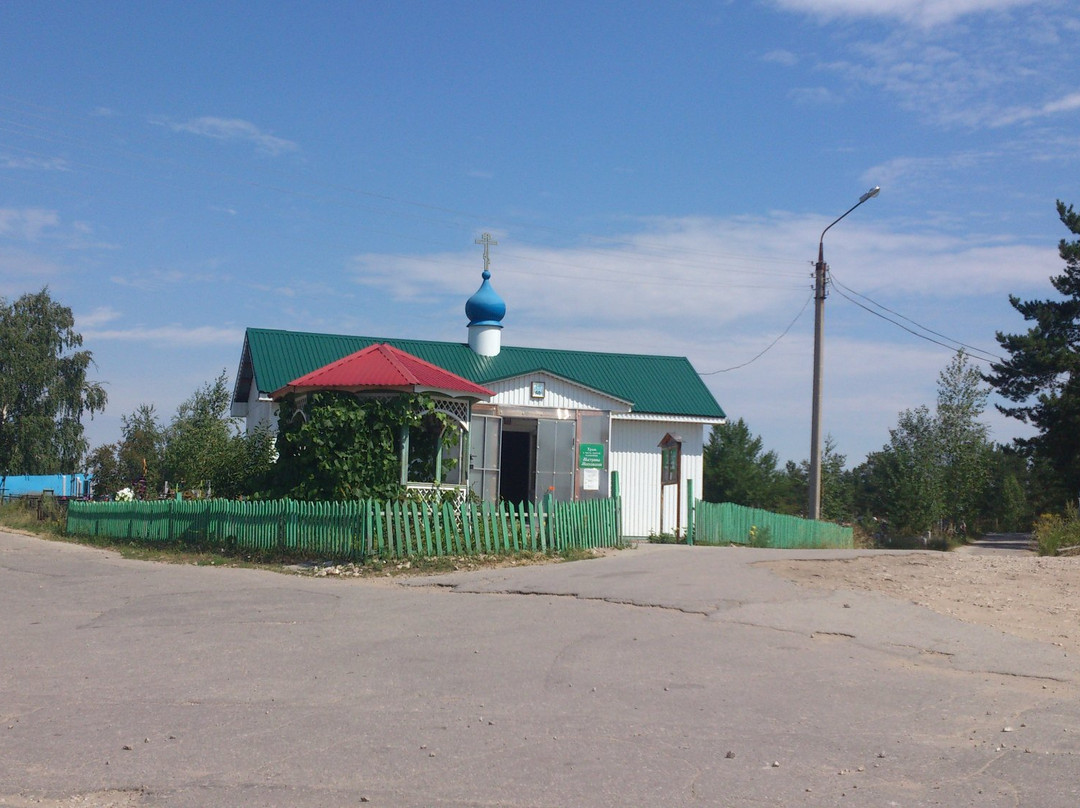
left=0, top=288, right=106, bottom=477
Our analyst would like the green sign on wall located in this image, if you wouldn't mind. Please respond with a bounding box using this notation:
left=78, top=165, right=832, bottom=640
left=578, top=443, right=605, bottom=469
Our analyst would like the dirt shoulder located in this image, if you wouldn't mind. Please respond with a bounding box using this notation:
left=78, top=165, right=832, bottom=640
left=764, top=550, right=1080, bottom=656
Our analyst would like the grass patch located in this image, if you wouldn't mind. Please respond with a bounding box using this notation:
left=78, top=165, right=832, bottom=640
left=0, top=499, right=66, bottom=538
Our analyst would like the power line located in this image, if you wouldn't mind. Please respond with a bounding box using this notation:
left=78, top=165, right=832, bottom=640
left=829, top=275, right=1002, bottom=363
left=701, top=294, right=812, bottom=374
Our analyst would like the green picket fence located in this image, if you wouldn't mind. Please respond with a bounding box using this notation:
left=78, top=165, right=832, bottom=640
left=66, top=494, right=623, bottom=560
left=690, top=501, right=853, bottom=549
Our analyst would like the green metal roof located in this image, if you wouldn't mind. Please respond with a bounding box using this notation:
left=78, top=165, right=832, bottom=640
left=234, top=328, right=725, bottom=419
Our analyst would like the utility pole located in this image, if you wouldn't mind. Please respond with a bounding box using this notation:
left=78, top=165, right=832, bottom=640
left=808, top=186, right=880, bottom=521
left=809, top=241, right=828, bottom=522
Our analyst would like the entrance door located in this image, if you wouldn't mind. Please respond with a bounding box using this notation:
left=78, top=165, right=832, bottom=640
left=534, top=418, right=575, bottom=502
left=499, top=431, right=533, bottom=504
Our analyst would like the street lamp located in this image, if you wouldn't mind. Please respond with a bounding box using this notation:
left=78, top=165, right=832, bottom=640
left=809, top=186, right=880, bottom=521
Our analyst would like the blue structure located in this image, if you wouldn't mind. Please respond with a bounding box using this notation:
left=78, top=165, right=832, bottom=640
left=465, top=233, right=508, bottom=358
left=465, top=268, right=507, bottom=327
left=0, top=474, right=92, bottom=499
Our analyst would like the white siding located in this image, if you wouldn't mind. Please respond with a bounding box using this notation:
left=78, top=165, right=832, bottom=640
left=610, top=418, right=706, bottom=539
left=486, top=373, right=631, bottom=412
left=246, top=384, right=278, bottom=435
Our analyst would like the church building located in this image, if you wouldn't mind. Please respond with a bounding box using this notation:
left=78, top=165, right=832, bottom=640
left=231, top=237, right=725, bottom=538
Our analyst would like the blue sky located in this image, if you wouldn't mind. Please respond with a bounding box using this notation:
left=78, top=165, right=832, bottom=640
left=2, top=0, right=1077, bottom=467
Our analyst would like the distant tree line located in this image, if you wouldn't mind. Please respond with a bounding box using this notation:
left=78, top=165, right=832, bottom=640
left=705, top=352, right=1030, bottom=538
left=86, top=373, right=276, bottom=500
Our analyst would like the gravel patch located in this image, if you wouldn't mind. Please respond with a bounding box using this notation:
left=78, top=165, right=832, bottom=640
left=764, top=551, right=1080, bottom=656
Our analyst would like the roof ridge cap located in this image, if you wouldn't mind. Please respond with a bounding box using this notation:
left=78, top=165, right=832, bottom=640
left=375, top=343, right=422, bottom=385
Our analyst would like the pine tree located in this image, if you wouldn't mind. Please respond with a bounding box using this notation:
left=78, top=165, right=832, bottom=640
left=703, top=418, right=791, bottom=509
left=987, top=201, right=1080, bottom=504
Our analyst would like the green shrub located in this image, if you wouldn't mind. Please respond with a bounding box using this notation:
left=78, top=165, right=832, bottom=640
left=647, top=531, right=682, bottom=544
left=1032, top=507, right=1080, bottom=556
left=748, top=525, right=772, bottom=548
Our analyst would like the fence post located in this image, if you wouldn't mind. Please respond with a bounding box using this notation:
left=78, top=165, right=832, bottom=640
left=543, top=491, right=555, bottom=550
left=610, top=470, right=622, bottom=544
left=686, top=479, right=694, bottom=546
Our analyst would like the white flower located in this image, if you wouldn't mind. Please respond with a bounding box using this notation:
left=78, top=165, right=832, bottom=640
left=115, top=487, right=135, bottom=502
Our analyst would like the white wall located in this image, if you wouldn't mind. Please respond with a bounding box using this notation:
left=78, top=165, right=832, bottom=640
left=610, top=418, right=706, bottom=539
left=486, top=373, right=631, bottom=412
left=246, top=384, right=277, bottom=434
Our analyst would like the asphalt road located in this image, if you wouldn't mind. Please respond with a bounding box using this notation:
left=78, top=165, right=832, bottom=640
left=2, top=530, right=1077, bottom=807
left=954, top=532, right=1036, bottom=555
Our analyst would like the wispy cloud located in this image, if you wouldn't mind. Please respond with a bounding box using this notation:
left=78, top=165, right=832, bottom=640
left=762, top=49, right=799, bottom=66
left=788, top=86, right=842, bottom=105
left=996, top=90, right=1080, bottom=126
left=861, top=151, right=994, bottom=192
left=347, top=212, right=1055, bottom=348
left=770, top=0, right=1039, bottom=27
left=154, top=116, right=299, bottom=156
left=773, top=4, right=1077, bottom=132
left=826, top=231, right=1056, bottom=296
left=110, top=267, right=222, bottom=291
left=0, top=154, right=69, bottom=171
left=1017, top=131, right=1080, bottom=164
left=82, top=324, right=244, bottom=346
left=0, top=248, right=64, bottom=284
left=246, top=278, right=347, bottom=300
left=0, top=208, right=60, bottom=241
left=75, top=306, right=122, bottom=328
left=0, top=208, right=115, bottom=253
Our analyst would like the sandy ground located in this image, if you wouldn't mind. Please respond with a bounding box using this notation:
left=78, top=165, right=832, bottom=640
left=765, top=547, right=1080, bottom=657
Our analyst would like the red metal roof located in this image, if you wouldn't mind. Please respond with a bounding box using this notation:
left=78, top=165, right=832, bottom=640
left=272, top=342, right=493, bottom=399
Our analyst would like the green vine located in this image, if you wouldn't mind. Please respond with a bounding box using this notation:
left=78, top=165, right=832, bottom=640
left=271, top=392, right=458, bottom=501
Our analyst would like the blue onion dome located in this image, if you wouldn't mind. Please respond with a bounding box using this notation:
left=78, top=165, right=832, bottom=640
left=465, top=269, right=506, bottom=326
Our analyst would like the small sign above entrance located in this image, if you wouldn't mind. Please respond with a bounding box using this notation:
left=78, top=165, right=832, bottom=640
left=578, top=443, right=605, bottom=469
